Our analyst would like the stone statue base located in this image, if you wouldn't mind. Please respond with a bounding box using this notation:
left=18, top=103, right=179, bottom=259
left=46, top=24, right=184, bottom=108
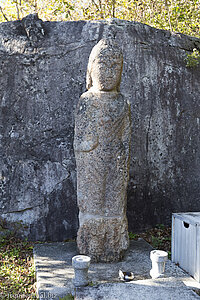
left=77, top=216, right=129, bottom=262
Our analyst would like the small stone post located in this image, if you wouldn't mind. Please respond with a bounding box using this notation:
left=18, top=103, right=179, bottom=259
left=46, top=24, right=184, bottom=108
left=150, top=250, right=168, bottom=279
left=72, top=255, right=91, bottom=287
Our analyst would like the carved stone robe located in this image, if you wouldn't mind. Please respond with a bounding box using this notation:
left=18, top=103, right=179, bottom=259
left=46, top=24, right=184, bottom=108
left=74, top=90, right=131, bottom=262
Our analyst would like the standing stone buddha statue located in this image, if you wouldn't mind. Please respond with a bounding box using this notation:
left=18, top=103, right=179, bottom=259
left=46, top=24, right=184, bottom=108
left=74, top=38, right=131, bottom=262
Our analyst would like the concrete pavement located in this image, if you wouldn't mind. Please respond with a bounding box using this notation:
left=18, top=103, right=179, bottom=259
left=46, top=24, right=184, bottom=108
left=34, top=239, right=200, bottom=300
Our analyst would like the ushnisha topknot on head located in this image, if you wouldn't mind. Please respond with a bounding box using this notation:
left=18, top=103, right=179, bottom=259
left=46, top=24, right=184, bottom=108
left=86, top=38, right=123, bottom=91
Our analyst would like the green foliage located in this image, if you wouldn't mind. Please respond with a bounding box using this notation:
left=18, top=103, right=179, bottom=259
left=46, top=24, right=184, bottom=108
left=151, top=229, right=171, bottom=251
left=0, top=0, right=199, bottom=38
left=59, top=294, right=74, bottom=300
left=185, top=48, right=200, bottom=68
left=155, top=224, right=165, bottom=230
left=151, top=235, right=163, bottom=248
left=0, top=231, right=36, bottom=298
left=129, top=232, right=139, bottom=240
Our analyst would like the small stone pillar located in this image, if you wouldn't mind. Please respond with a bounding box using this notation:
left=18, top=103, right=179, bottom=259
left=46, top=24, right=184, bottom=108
left=74, top=38, right=131, bottom=262
left=150, top=250, right=168, bottom=279
left=72, top=255, right=91, bottom=287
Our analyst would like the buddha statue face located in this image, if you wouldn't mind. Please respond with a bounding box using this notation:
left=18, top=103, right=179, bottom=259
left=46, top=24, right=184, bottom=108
left=86, top=39, right=123, bottom=92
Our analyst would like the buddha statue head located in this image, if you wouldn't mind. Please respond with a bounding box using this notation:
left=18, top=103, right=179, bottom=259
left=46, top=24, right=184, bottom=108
left=86, top=39, right=123, bottom=92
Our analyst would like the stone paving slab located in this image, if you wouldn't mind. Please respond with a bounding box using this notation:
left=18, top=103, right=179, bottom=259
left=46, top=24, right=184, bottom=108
left=34, top=239, right=200, bottom=300
left=34, top=242, right=77, bottom=299
left=76, top=279, right=200, bottom=300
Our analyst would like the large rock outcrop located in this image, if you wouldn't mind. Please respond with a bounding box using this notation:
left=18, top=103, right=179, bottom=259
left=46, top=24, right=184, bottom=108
left=0, top=16, right=199, bottom=241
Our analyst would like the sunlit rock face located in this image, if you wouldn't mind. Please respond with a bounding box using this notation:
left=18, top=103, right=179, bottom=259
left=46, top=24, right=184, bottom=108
left=74, top=39, right=131, bottom=262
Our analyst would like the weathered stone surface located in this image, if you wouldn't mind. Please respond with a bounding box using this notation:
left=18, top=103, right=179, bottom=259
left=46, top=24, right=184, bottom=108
left=74, top=39, right=131, bottom=262
left=22, top=13, right=45, bottom=45
left=0, top=17, right=199, bottom=241
left=77, top=217, right=129, bottom=262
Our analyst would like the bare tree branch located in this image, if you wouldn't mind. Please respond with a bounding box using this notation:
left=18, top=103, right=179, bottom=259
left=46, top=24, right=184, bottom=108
left=12, top=0, right=20, bottom=19
left=0, top=6, right=9, bottom=21
left=112, top=0, right=115, bottom=17
left=91, top=0, right=102, bottom=17
left=34, top=0, right=38, bottom=13
left=164, top=0, right=173, bottom=32
left=98, top=0, right=104, bottom=18
left=17, top=1, right=20, bottom=19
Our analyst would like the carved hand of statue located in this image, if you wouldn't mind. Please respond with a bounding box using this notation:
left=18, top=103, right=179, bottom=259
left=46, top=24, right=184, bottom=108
left=74, top=135, right=99, bottom=153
